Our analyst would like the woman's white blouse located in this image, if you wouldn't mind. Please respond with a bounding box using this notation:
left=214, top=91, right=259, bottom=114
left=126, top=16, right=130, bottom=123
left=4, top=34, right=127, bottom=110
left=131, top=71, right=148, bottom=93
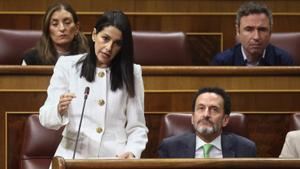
left=39, top=54, right=148, bottom=159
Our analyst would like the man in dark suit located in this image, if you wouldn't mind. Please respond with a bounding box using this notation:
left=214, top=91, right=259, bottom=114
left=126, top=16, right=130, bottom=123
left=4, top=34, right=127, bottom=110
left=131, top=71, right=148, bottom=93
left=211, top=1, right=294, bottom=66
left=158, top=87, right=256, bottom=158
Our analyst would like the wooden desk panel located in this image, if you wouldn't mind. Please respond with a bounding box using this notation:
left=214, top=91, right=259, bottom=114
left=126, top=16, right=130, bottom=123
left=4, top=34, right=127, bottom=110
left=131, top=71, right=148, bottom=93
left=1, top=66, right=300, bottom=169
left=0, top=66, right=52, bottom=90
left=4, top=111, right=296, bottom=169
left=145, top=91, right=300, bottom=112
left=0, top=0, right=299, bottom=12
left=1, top=66, right=300, bottom=90
left=1, top=66, right=300, bottom=112
left=142, top=66, right=300, bottom=90
left=52, top=157, right=300, bottom=169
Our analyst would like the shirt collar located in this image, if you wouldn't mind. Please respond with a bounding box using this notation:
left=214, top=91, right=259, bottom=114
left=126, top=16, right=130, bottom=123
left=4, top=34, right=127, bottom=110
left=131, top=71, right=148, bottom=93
left=195, top=134, right=222, bottom=151
left=241, top=46, right=266, bottom=66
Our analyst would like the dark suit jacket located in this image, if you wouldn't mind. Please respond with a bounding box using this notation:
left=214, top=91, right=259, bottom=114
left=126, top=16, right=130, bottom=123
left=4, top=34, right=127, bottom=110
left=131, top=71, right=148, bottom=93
left=158, top=132, right=256, bottom=158
left=211, top=43, right=294, bottom=66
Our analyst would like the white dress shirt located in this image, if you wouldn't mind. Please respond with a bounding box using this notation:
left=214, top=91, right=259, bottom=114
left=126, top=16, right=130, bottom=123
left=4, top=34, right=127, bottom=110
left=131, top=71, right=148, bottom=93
left=241, top=46, right=266, bottom=66
left=195, top=135, right=223, bottom=158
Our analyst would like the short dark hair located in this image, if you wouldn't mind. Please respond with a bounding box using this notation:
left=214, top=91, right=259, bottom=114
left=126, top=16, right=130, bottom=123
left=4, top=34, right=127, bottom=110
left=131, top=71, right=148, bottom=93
left=192, top=87, right=231, bottom=115
left=236, top=1, right=273, bottom=30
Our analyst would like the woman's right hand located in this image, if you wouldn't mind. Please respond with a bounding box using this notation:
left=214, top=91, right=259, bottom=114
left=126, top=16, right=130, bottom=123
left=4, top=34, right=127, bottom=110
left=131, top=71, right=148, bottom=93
left=58, top=92, right=76, bottom=115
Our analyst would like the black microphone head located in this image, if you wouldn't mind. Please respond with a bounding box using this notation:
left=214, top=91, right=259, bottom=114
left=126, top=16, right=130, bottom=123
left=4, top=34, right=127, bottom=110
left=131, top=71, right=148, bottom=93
left=84, top=87, right=90, bottom=95
left=84, top=87, right=90, bottom=99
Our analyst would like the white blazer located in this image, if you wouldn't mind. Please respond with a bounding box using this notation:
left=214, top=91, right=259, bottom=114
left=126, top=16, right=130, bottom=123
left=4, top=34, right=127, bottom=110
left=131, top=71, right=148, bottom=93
left=280, top=130, right=300, bottom=158
left=39, top=54, right=148, bottom=159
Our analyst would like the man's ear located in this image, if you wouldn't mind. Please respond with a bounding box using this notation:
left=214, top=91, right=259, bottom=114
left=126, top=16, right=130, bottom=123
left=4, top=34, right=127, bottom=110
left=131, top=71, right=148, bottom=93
left=236, top=24, right=240, bottom=36
left=222, top=114, right=230, bottom=127
left=191, top=114, right=194, bottom=125
left=235, top=24, right=240, bottom=43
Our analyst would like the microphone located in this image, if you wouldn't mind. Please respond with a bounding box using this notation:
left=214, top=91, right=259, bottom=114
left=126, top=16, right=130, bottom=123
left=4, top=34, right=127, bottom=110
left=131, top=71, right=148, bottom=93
left=72, top=87, right=90, bottom=159
left=84, top=87, right=90, bottom=99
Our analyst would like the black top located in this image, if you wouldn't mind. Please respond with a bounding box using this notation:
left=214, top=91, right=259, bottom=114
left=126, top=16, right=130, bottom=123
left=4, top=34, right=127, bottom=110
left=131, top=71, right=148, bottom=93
left=22, top=49, right=51, bottom=65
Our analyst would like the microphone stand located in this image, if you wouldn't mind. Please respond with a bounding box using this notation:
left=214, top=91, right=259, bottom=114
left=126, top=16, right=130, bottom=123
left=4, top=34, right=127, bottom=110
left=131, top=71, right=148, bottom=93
left=72, top=87, right=89, bottom=159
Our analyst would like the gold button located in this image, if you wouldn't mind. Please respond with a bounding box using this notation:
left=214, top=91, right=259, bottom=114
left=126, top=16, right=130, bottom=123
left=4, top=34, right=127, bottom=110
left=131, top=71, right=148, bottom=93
left=98, top=99, right=105, bottom=106
left=96, top=127, right=103, bottom=133
left=98, top=71, right=105, bottom=78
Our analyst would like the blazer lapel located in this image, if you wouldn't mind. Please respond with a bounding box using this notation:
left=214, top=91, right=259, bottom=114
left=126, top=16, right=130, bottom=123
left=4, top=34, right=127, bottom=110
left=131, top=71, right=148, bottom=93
left=221, top=133, right=235, bottom=157
left=179, top=133, right=196, bottom=158
left=234, top=44, right=246, bottom=66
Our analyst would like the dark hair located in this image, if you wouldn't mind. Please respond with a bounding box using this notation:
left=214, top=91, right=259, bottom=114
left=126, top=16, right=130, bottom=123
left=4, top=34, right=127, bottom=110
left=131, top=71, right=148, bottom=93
left=36, top=0, right=88, bottom=64
left=192, top=87, right=231, bottom=115
left=236, top=1, right=273, bottom=30
left=77, top=10, right=135, bottom=97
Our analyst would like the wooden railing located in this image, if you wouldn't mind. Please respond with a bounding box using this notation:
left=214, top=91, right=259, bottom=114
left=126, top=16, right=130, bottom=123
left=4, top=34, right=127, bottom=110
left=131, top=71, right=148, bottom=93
left=52, top=157, right=300, bottom=169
